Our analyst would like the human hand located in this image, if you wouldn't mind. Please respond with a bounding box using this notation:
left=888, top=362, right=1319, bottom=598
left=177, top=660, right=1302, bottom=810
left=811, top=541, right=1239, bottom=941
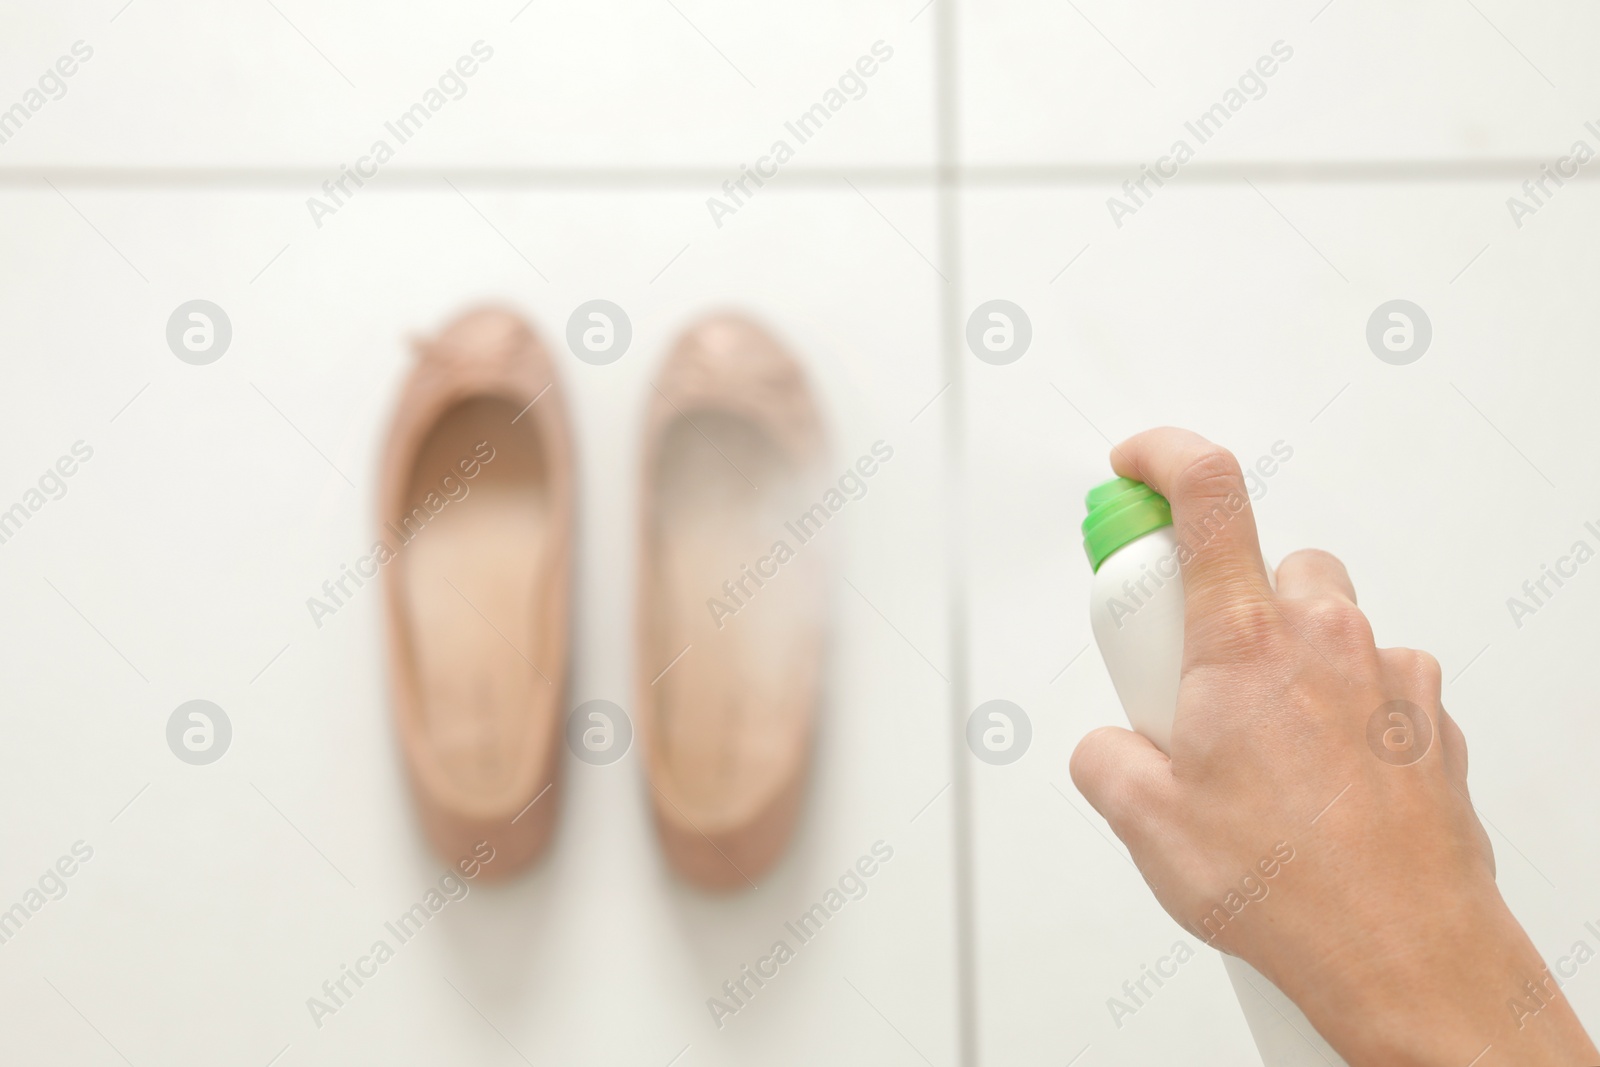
left=1070, top=427, right=1597, bottom=1066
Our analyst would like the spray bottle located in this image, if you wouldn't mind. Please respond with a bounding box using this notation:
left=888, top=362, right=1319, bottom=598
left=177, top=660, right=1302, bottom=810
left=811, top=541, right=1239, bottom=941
left=1082, top=476, right=1345, bottom=1066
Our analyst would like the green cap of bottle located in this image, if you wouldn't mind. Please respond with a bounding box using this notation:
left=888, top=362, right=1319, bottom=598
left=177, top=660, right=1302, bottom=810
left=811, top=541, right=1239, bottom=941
left=1081, top=476, right=1172, bottom=572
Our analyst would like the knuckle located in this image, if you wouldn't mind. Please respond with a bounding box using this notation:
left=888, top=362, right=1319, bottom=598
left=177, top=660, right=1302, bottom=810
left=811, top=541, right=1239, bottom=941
left=1173, top=446, right=1245, bottom=501
left=1192, top=595, right=1290, bottom=665
left=1285, top=547, right=1343, bottom=570
left=1299, top=597, right=1374, bottom=645
left=1393, top=648, right=1443, bottom=691
left=1215, top=597, right=1280, bottom=645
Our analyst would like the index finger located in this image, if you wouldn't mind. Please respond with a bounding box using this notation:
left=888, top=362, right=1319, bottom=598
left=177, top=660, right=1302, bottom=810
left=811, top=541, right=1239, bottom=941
left=1110, top=427, right=1272, bottom=618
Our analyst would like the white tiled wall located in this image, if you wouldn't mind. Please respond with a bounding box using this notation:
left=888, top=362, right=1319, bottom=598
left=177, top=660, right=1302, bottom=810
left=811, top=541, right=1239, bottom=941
left=0, top=2, right=936, bottom=168
left=956, top=0, right=1600, bottom=165
left=0, top=184, right=957, bottom=1066
left=961, top=181, right=1600, bottom=1064
left=3, top=2, right=1597, bottom=1066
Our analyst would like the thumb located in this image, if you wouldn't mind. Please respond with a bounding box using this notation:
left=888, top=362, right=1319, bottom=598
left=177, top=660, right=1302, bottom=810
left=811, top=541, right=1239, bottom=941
left=1069, top=725, right=1172, bottom=845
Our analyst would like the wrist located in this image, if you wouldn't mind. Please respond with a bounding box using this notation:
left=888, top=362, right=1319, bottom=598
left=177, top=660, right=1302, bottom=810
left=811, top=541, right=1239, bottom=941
left=1292, top=895, right=1597, bottom=1066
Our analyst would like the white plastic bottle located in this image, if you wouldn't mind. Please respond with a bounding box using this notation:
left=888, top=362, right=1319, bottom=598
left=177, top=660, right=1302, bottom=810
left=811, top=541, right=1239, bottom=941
left=1083, top=477, right=1345, bottom=1067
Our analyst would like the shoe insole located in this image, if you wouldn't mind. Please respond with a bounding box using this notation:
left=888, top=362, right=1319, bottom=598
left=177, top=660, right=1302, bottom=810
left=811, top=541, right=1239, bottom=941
left=402, top=396, right=552, bottom=804
left=650, top=413, right=822, bottom=823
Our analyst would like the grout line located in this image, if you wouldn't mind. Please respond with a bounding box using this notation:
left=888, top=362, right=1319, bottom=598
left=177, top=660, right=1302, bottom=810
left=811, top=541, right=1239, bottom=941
left=0, top=160, right=1564, bottom=189
left=932, top=3, right=978, bottom=1067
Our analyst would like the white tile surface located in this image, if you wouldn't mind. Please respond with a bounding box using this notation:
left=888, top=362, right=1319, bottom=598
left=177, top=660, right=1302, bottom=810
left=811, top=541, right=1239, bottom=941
left=0, top=185, right=958, bottom=1066
left=960, top=181, right=1600, bottom=1064
left=956, top=0, right=1600, bottom=166
left=0, top=1, right=935, bottom=169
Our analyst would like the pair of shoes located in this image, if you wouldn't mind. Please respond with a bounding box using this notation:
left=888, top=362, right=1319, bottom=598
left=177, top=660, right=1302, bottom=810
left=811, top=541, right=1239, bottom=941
left=377, top=307, right=824, bottom=890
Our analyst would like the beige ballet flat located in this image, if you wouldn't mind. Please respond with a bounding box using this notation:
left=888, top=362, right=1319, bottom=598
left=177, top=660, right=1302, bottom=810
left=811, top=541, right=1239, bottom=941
left=379, top=307, right=572, bottom=877
left=637, top=315, right=826, bottom=890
